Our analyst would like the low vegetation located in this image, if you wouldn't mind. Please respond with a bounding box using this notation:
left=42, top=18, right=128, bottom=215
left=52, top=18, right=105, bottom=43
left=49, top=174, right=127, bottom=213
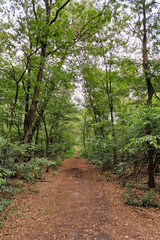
left=123, top=183, right=158, bottom=207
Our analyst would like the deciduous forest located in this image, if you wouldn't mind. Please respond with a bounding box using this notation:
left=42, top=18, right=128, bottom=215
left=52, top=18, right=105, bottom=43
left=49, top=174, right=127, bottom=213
left=0, top=0, right=160, bottom=238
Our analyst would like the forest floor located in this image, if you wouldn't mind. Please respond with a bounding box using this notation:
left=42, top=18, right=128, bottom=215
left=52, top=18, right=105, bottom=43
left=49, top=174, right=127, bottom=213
left=1, top=150, right=160, bottom=240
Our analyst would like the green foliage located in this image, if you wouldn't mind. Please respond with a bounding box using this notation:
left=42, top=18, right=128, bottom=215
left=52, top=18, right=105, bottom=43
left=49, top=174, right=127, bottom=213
left=64, top=147, right=76, bottom=159
left=0, top=168, right=20, bottom=218
left=138, top=185, right=149, bottom=190
left=126, top=135, right=160, bottom=153
left=0, top=166, right=15, bottom=192
left=84, top=136, right=115, bottom=170
left=0, top=198, right=12, bottom=212
left=125, top=182, right=135, bottom=189
left=115, top=162, right=129, bottom=175
left=1, top=185, right=19, bottom=196
left=123, top=189, right=158, bottom=207
left=79, top=147, right=85, bottom=157
left=0, top=177, right=6, bottom=186
left=13, top=158, right=58, bottom=181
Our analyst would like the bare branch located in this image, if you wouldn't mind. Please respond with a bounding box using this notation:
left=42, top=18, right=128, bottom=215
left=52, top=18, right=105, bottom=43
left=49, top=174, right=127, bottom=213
left=152, top=87, right=160, bottom=101
left=49, top=0, right=71, bottom=26
left=27, top=46, right=41, bottom=58
left=18, top=61, right=29, bottom=83
left=32, top=0, right=38, bottom=21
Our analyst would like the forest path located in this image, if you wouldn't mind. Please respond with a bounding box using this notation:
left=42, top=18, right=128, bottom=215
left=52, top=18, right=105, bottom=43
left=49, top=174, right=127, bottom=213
left=1, top=150, right=160, bottom=240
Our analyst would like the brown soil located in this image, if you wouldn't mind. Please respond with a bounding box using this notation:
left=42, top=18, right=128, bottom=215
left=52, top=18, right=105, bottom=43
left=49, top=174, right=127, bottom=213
left=0, top=151, right=160, bottom=240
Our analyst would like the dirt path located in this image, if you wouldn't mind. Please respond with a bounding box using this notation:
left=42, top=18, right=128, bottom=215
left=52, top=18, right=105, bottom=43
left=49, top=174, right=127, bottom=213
left=1, top=151, right=160, bottom=240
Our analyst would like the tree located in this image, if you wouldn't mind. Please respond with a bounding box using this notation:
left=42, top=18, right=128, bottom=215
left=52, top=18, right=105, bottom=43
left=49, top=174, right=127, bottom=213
left=21, top=0, right=71, bottom=162
left=119, top=0, right=160, bottom=187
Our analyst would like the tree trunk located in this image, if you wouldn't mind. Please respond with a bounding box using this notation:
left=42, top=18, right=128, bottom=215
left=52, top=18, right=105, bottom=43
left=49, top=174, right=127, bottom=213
left=5, top=81, right=19, bottom=160
left=83, top=112, right=86, bottom=148
left=42, top=116, right=49, bottom=157
left=20, top=43, right=47, bottom=162
left=105, top=57, right=117, bottom=165
left=24, top=50, right=32, bottom=130
left=110, top=107, right=117, bottom=165
left=35, top=123, right=40, bottom=145
left=142, top=0, right=155, bottom=188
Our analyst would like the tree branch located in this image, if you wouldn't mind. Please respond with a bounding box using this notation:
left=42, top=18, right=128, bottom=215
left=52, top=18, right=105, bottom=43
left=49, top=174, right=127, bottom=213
left=152, top=87, right=160, bottom=101
left=32, top=0, right=38, bottom=21
left=49, top=0, right=71, bottom=26
left=0, top=52, right=33, bottom=84
left=17, top=61, right=29, bottom=83
left=79, top=13, right=103, bottom=37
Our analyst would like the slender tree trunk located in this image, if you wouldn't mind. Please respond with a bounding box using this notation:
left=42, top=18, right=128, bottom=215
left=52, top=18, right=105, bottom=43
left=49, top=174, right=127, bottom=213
left=35, top=124, right=40, bottom=145
left=105, top=57, right=117, bottom=165
left=83, top=112, right=86, bottom=148
left=142, top=0, right=155, bottom=188
left=28, top=119, right=41, bottom=144
left=5, top=81, right=19, bottom=160
left=24, top=44, right=32, bottom=131
left=42, top=116, right=49, bottom=157
left=88, top=94, right=98, bottom=136
left=110, top=105, right=117, bottom=165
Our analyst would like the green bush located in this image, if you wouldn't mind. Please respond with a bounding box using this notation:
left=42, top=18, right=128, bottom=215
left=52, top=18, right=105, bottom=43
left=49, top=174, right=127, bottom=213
left=1, top=185, right=19, bottom=196
left=78, top=147, right=85, bottom=157
left=13, top=157, right=58, bottom=181
left=125, top=182, right=135, bottom=188
left=123, top=189, right=158, bottom=207
left=0, top=198, right=12, bottom=212
left=64, top=147, right=76, bottom=158
left=0, top=166, right=15, bottom=189
left=84, top=136, right=115, bottom=170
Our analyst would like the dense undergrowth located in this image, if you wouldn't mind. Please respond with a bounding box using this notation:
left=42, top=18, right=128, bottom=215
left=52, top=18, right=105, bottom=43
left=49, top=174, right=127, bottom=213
left=63, top=147, right=77, bottom=159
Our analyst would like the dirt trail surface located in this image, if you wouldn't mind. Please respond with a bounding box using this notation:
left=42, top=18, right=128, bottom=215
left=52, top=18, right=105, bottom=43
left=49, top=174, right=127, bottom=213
left=1, top=151, right=160, bottom=240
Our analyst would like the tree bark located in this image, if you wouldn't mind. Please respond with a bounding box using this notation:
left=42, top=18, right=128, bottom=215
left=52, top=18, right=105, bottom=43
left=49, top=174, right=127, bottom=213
left=105, top=56, right=117, bottom=165
left=24, top=43, right=32, bottom=131
left=5, top=81, right=19, bottom=160
left=83, top=112, right=86, bottom=148
left=142, top=0, right=155, bottom=188
left=20, top=44, right=47, bottom=162
left=42, top=116, right=49, bottom=157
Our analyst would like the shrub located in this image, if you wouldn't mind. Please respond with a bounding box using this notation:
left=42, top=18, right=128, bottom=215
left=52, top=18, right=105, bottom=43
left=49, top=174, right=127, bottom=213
left=125, top=182, right=135, bottom=188
left=0, top=198, right=12, bottom=212
left=123, top=189, right=158, bottom=207
left=13, top=157, right=58, bottom=181
left=84, top=136, right=115, bottom=170
left=64, top=147, right=76, bottom=158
